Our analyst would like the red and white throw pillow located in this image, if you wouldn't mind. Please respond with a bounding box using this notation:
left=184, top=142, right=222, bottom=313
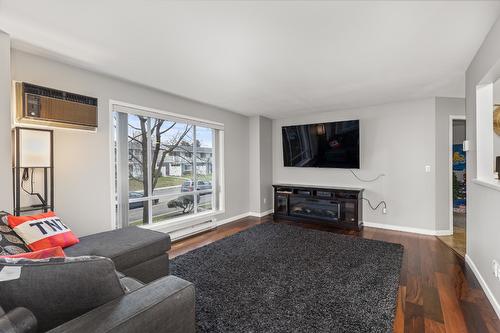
left=0, top=246, right=65, bottom=259
left=6, top=212, right=79, bottom=251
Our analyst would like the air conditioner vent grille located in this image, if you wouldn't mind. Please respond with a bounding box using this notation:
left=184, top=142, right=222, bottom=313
left=16, top=82, right=98, bottom=130
left=23, top=82, right=97, bottom=106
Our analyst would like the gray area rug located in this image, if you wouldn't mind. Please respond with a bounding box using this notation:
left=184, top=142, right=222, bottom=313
left=171, top=223, right=403, bottom=333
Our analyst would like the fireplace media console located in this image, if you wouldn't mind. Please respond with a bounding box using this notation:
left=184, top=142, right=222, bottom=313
left=273, top=184, right=364, bottom=230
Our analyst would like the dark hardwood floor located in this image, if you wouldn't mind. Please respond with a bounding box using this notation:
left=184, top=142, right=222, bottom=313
left=169, top=216, right=500, bottom=333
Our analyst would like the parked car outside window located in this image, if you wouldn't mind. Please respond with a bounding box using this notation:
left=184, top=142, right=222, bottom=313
left=129, top=191, right=159, bottom=209
left=181, top=180, right=212, bottom=193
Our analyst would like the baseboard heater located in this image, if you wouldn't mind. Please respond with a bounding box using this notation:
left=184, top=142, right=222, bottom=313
left=169, top=221, right=217, bottom=241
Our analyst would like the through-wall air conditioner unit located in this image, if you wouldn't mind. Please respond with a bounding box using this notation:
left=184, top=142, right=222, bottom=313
left=15, top=82, right=98, bottom=130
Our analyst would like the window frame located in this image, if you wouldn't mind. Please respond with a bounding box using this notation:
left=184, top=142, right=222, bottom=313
left=110, top=100, right=224, bottom=230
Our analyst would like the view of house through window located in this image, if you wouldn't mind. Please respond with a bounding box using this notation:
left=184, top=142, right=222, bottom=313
left=114, top=108, right=217, bottom=227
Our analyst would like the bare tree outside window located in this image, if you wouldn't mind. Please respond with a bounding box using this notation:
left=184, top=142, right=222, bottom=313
left=128, top=117, right=191, bottom=223
left=114, top=113, right=214, bottom=225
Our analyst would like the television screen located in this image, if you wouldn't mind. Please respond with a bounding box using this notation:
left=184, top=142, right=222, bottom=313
left=282, top=120, right=359, bottom=168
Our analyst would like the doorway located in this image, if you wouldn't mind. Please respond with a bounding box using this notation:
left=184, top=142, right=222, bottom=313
left=438, top=117, right=466, bottom=257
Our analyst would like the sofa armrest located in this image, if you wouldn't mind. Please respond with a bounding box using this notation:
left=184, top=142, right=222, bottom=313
left=0, top=307, right=37, bottom=333
left=47, top=276, right=195, bottom=333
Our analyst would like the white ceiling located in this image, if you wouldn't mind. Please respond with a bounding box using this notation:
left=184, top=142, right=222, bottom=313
left=1, top=1, right=499, bottom=118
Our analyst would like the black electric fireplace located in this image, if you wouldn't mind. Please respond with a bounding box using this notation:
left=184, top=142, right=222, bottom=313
left=273, top=184, right=364, bottom=230
left=289, top=197, right=340, bottom=220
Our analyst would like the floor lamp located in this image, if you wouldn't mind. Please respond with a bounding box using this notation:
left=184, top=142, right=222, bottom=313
left=13, top=127, right=54, bottom=216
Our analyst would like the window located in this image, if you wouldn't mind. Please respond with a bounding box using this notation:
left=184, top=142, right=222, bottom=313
left=113, top=103, right=223, bottom=228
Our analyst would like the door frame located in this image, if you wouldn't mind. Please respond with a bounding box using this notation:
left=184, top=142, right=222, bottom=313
left=449, top=115, right=466, bottom=234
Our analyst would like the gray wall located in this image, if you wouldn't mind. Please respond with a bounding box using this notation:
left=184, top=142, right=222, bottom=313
left=259, top=116, right=273, bottom=212
left=465, top=15, right=500, bottom=312
left=434, top=97, right=465, bottom=231
left=0, top=31, right=11, bottom=211
left=273, top=98, right=438, bottom=232
left=9, top=49, right=250, bottom=236
left=248, top=116, right=260, bottom=213
left=248, top=115, right=273, bottom=214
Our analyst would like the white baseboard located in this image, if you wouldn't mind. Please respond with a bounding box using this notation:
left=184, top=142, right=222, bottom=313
left=215, top=212, right=250, bottom=226
left=248, top=209, right=274, bottom=218
left=434, top=229, right=453, bottom=236
left=465, top=254, right=500, bottom=319
left=168, top=215, right=448, bottom=239
left=216, top=210, right=274, bottom=226
left=363, top=221, right=450, bottom=236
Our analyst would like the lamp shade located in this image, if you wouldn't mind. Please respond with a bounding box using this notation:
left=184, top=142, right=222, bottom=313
left=19, top=129, right=51, bottom=168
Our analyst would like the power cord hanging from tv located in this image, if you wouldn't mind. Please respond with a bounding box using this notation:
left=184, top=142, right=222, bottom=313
left=349, top=169, right=386, bottom=182
left=349, top=170, right=388, bottom=213
left=363, top=198, right=387, bottom=214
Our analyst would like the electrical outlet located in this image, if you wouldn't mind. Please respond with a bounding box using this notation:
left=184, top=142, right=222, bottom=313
left=425, top=165, right=431, bottom=173
left=382, top=207, right=387, bottom=214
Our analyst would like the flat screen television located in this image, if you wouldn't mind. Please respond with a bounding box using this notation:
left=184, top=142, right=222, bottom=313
left=282, top=120, right=359, bottom=168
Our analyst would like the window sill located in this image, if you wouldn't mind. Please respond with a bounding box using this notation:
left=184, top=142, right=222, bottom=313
left=139, top=210, right=224, bottom=233
left=472, top=178, right=500, bottom=192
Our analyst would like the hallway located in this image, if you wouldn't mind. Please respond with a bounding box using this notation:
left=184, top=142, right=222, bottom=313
left=438, top=212, right=466, bottom=257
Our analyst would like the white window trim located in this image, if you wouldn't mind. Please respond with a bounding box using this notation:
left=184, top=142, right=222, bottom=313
left=109, top=99, right=225, bottom=231
left=448, top=115, right=466, bottom=235
left=111, top=100, right=224, bottom=130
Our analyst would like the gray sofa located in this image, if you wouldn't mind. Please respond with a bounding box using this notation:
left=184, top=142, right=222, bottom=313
left=0, top=226, right=196, bottom=333
left=64, top=226, right=171, bottom=283
left=48, top=275, right=195, bottom=333
left=0, top=306, right=37, bottom=333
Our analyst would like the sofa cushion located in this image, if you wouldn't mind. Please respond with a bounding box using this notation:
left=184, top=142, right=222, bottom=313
left=120, top=276, right=145, bottom=292
left=122, top=253, right=169, bottom=283
left=0, top=256, right=125, bottom=332
left=64, top=226, right=170, bottom=271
